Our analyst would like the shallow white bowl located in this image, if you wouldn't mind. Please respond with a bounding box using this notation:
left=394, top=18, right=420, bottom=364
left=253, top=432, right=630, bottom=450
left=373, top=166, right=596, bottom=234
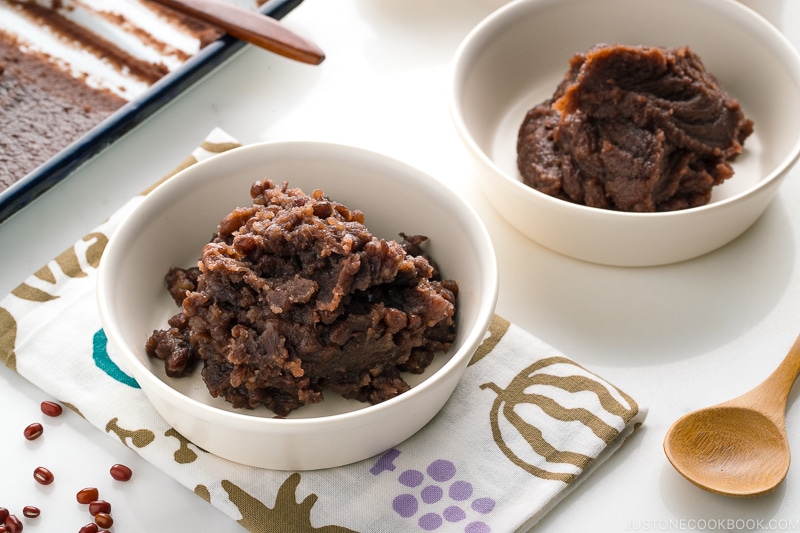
left=97, top=141, right=498, bottom=470
left=451, top=0, right=800, bottom=266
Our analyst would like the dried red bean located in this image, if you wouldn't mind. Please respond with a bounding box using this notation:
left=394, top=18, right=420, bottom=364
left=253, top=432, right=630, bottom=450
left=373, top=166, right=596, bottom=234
left=88, top=500, right=110, bottom=516
left=33, top=466, right=54, bottom=485
left=0, top=508, right=7, bottom=522
left=94, top=512, right=113, bottom=529
left=23, top=422, right=44, bottom=441
left=22, top=506, right=39, bottom=519
left=0, top=525, right=7, bottom=533
left=3, top=514, right=22, bottom=533
left=109, top=463, right=132, bottom=481
left=40, top=400, right=63, bottom=417
left=78, top=524, right=99, bottom=533
left=76, top=487, right=99, bottom=504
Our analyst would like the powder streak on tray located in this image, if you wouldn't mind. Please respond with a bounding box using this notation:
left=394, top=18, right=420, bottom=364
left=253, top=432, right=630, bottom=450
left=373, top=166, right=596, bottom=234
left=0, top=0, right=272, bottom=197
left=1, top=0, right=227, bottom=97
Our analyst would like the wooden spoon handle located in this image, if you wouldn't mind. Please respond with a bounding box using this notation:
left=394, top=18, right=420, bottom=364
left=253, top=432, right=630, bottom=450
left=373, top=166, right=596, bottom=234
left=149, top=0, right=324, bottom=65
left=737, top=333, right=800, bottom=427
left=766, top=333, right=800, bottom=401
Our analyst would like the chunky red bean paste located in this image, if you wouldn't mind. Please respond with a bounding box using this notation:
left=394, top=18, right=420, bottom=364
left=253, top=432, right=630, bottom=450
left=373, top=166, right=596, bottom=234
left=146, top=180, right=458, bottom=416
left=517, top=44, right=754, bottom=212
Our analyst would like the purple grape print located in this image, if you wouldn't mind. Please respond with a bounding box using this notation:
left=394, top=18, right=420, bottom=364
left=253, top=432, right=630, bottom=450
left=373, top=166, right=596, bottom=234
left=400, top=469, right=425, bottom=488
left=372, top=450, right=497, bottom=532
left=427, top=459, right=456, bottom=482
left=393, top=494, right=419, bottom=518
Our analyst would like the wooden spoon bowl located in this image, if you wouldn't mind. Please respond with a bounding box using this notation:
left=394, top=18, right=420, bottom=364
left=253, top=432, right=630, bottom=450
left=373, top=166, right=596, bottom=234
left=665, top=406, right=790, bottom=496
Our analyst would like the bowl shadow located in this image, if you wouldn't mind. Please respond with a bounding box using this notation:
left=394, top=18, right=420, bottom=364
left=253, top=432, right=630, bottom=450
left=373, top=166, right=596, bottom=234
left=490, top=193, right=795, bottom=367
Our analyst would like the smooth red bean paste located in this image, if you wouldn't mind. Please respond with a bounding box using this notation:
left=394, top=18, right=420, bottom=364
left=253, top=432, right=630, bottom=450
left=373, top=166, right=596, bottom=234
left=146, top=180, right=458, bottom=416
left=517, top=44, right=754, bottom=212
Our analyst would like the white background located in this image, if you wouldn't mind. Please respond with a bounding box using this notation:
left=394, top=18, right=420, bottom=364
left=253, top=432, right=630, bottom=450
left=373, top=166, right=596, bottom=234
left=1, top=0, right=799, bottom=531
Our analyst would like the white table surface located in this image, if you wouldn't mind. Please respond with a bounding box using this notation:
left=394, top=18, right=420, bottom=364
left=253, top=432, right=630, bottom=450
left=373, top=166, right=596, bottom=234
left=2, top=0, right=800, bottom=531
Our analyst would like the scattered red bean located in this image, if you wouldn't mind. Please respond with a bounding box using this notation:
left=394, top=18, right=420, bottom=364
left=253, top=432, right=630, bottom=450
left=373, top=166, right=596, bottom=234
left=33, top=466, right=54, bottom=485
left=3, top=514, right=22, bottom=533
left=40, top=401, right=63, bottom=417
left=23, top=422, right=44, bottom=441
left=88, top=501, right=110, bottom=516
left=8, top=399, right=137, bottom=532
left=109, top=463, right=132, bottom=481
left=76, top=487, right=99, bottom=504
left=94, top=512, right=113, bottom=529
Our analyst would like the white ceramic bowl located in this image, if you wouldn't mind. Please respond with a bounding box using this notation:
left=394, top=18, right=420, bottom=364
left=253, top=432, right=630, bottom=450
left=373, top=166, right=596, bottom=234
left=97, top=141, right=498, bottom=470
left=451, top=0, right=800, bottom=266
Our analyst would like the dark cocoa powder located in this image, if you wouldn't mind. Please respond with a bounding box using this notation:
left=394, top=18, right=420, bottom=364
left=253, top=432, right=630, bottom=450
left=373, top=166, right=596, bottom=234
left=0, top=31, right=125, bottom=191
left=0, top=2, right=224, bottom=192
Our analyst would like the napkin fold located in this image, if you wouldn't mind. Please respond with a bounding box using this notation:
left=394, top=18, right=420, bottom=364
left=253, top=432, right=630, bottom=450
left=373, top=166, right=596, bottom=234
left=0, top=129, right=646, bottom=533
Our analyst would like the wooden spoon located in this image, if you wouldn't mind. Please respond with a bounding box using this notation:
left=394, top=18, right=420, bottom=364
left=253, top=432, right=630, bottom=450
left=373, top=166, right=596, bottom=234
left=664, top=333, right=800, bottom=497
left=149, top=0, right=325, bottom=65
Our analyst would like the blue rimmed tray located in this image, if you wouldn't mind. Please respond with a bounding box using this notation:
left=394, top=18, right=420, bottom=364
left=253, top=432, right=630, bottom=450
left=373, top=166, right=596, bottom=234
left=0, top=0, right=305, bottom=223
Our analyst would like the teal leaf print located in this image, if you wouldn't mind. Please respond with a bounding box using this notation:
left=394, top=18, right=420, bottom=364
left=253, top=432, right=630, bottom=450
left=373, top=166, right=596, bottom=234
left=93, top=329, right=139, bottom=388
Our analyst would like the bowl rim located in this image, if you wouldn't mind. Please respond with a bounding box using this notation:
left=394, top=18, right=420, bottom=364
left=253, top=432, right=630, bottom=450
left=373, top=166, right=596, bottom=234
left=449, top=0, right=800, bottom=220
left=97, top=140, right=499, bottom=429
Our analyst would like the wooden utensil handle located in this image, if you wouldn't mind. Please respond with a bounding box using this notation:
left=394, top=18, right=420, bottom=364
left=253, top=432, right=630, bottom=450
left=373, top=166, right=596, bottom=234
left=151, top=0, right=324, bottom=64
left=736, top=333, right=800, bottom=427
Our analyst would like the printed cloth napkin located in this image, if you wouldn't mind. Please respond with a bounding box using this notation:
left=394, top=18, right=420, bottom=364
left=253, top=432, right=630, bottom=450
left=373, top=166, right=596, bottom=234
left=0, top=129, right=646, bottom=533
